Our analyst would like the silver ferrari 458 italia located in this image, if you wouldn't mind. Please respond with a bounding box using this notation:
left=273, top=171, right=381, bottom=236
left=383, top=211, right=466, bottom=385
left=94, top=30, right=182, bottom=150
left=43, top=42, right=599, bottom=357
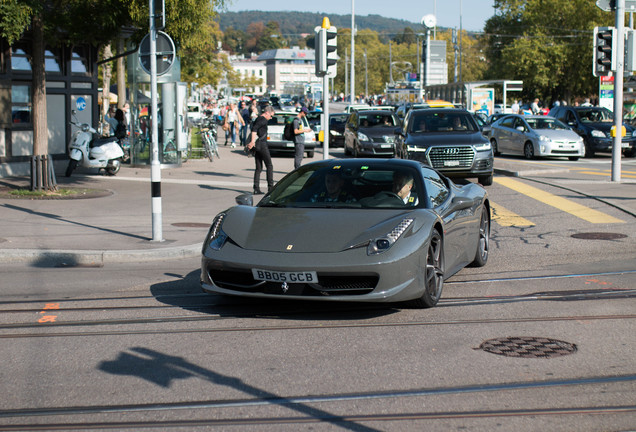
left=201, top=159, right=490, bottom=308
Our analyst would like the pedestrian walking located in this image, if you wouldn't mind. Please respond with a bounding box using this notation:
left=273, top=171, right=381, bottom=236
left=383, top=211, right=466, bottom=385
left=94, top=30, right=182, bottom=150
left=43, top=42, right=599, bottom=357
left=246, top=105, right=275, bottom=194
left=239, top=101, right=250, bottom=146
left=293, top=107, right=311, bottom=169
left=224, top=103, right=244, bottom=148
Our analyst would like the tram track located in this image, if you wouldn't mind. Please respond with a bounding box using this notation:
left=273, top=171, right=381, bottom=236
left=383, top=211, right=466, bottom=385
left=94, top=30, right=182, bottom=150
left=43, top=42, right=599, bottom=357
left=0, top=374, right=634, bottom=429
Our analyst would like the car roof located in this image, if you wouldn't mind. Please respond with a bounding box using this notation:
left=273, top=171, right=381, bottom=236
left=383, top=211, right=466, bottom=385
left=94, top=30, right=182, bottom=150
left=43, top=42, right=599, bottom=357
left=355, top=110, right=398, bottom=115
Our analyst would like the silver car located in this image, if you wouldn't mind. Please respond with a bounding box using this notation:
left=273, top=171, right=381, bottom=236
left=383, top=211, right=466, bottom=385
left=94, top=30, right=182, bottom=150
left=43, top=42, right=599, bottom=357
left=489, top=114, right=585, bottom=160
left=201, top=159, right=490, bottom=309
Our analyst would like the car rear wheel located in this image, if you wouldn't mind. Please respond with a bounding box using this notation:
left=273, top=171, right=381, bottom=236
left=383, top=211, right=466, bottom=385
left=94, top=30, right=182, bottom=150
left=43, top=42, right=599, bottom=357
left=306, top=150, right=314, bottom=158
left=524, top=142, right=535, bottom=159
left=409, top=230, right=444, bottom=308
left=469, top=204, right=490, bottom=267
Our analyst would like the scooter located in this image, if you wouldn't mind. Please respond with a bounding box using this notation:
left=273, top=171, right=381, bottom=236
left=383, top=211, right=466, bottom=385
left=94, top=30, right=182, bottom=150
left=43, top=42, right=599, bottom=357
left=65, top=110, right=124, bottom=177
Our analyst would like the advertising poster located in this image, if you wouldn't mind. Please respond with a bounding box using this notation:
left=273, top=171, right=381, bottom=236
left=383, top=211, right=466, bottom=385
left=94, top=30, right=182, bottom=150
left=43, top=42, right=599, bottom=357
left=471, top=88, right=495, bottom=116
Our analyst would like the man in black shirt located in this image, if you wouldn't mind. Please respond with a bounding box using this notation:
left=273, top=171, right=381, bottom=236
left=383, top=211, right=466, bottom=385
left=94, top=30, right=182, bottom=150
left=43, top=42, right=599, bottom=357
left=246, top=105, right=275, bottom=194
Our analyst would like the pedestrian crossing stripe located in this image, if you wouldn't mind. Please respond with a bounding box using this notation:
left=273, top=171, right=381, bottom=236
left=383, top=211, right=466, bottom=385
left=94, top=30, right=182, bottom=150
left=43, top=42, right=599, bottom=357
left=491, top=202, right=535, bottom=227
left=494, top=177, right=624, bottom=224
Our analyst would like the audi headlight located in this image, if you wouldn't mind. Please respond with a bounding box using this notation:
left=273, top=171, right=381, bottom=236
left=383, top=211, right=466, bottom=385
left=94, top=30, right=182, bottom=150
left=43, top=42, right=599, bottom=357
left=383, top=135, right=395, bottom=143
left=203, top=213, right=228, bottom=253
left=358, top=132, right=370, bottom=142
left=474, top=141, right=492, bottom=151
left=367, top=218, right=414, bottom=255
left=591, top=130, right=606, bottom=138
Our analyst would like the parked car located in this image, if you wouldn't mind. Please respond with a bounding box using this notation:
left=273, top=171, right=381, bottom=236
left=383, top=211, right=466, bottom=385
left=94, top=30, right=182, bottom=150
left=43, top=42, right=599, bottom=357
left=200, top=158, right=490, bottom=309
left=489, top=114, right=585, bottom=160
left=395, top=108, right=494, bottom=186
left=344, top=104, right=372, bottom=113
left=266, top=111, right=317, bottom=158
left=306, top=110, right=322, bottom=135
left=186, top=102, right=203, bottom=126
left=548, top=105, right=636, bottom=157
left=486, top=113, right=510, bottom=124
left=343, top=110, right=401, bottom=157
left=327, top=113, right=350, bottom=148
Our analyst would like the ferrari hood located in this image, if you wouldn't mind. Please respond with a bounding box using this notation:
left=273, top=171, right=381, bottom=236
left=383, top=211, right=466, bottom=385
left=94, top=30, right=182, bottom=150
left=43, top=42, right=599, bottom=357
left=220, top=206, right=417, bottom=253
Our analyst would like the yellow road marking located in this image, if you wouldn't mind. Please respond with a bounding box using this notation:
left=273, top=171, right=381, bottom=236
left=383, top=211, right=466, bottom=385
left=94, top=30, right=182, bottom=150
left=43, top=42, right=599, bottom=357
left=494, top=177, right=624, bottom=224
left=578, top=171, right=636, bottom=179
left=491, top=202, right=535, bottom=227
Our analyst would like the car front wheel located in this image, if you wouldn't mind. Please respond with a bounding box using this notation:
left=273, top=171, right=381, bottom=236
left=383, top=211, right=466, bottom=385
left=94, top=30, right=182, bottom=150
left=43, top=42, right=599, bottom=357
left=469, top=204, right=490, bottom=267
left=409, top=230, right=444, bottom=308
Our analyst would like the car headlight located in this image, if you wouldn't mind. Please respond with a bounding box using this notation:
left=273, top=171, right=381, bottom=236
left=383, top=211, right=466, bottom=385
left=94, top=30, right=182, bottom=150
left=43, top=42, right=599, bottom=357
left=358, top=132, right=370, bottom=142
left=203, top=213, right=228, bottom=253
left=474, top=141, right=492, bottom=151
left=591, top=130, right=606, bottom=138
left=367, top=218, right=413, bottom=255
left=330, top=130, right=342, bottom=136
left=383, top=135, right=395, bottom=143
left=539, top=135, right=550, bottom=142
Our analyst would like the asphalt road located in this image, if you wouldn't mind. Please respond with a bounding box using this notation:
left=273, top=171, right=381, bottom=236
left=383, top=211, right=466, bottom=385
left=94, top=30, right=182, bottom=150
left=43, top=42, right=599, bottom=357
left=0, top=148, right=635, bottom=430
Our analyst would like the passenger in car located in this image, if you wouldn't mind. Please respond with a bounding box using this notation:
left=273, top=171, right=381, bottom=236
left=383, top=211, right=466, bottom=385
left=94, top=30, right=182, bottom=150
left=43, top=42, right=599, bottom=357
left=310, top=171, right=357, bottom=203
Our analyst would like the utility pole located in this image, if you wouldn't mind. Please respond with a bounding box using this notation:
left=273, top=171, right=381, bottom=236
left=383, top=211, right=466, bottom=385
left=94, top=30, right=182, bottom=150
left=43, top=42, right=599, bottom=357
left=350, top=0, right=355, bottom=103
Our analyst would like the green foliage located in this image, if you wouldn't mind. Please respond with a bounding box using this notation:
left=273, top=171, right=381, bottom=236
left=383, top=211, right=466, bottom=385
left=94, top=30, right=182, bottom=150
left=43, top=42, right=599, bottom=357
left=0, top=0, right=33, bottom=45
left=484, top=0, right=613, bottom=102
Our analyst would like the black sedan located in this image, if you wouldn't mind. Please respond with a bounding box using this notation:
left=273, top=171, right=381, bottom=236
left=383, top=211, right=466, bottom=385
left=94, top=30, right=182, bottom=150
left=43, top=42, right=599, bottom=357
left=395, top=108, right=494, bottom=186
left=548, top=105, right=636, bottom=157
left=344, top=110, right=400, bottom=157
left=201, top=159, right=490, bottom=308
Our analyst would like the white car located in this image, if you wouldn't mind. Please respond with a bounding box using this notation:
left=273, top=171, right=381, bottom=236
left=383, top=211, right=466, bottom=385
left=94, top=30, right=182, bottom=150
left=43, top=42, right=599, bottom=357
left=266, top=111, right=317, bottom=157
left=489, top=114, right=585, bottom=160
left=187, top=103, right=203, bottom=126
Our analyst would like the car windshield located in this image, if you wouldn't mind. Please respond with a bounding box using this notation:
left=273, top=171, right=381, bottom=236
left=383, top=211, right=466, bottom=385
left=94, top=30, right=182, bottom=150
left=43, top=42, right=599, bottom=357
left=409, top=111, right=478, bottom=133
left=359, top=113, right=397, bottom=128
left=526, top=118, right=569, bottom=130
left=260, top=163, right=427, bottom=209
left=268, top=114, right=296, bottom=126
left=578, top=108, right=613, bottom=123
left=330, top=115, right=348, bottom=127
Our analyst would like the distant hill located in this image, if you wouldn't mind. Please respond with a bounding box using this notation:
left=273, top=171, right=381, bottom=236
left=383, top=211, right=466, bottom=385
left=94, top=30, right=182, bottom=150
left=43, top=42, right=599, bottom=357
left=216, top=11, right=425, bottom=37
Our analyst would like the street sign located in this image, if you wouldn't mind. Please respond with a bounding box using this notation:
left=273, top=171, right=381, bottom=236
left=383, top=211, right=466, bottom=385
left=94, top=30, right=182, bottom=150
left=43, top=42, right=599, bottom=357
left=596, top=0, right=636, bottom=12
left=138, top=31, right=176, bottom=76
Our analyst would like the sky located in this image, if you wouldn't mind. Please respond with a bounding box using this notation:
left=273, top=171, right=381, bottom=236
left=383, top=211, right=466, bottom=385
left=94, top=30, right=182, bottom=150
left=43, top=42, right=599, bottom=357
left=223, top=0, right=496, bottom=32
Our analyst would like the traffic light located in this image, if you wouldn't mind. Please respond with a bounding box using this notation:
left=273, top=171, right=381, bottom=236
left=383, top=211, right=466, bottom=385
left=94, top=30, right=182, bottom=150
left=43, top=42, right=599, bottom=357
left=593, top=26, right=617, bottom=77
left=325, top=25, right=338, bottom=77
left=315, top=18, right=338, bottom=77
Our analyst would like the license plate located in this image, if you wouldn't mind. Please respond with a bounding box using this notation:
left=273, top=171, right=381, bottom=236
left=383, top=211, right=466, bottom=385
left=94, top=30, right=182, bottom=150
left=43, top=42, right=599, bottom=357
left=444, top=160, right=460, bottom=166
left=252, top=269, right=318, bottom=283
left=286, top=142, right=295, bottom=147
left=622, top=142, right=630, bottom=148
left=380, top=144, right=392, bottom=148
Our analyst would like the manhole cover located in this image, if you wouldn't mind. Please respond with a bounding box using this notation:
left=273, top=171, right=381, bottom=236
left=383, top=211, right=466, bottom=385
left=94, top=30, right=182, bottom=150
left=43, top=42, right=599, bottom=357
left=172, top=222, right=210, bottom=228
left=478, top=337, right=577, bottom=358
left=571, top=232, right=627, bottom=240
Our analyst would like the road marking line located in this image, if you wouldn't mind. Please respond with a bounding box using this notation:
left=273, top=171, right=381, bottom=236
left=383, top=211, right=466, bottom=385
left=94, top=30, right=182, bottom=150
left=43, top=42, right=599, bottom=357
left=494, top=177, right=624, bottom=224
left=491, top=202, right=535, bottom=227
left=577, top=171, right=636, bottom=179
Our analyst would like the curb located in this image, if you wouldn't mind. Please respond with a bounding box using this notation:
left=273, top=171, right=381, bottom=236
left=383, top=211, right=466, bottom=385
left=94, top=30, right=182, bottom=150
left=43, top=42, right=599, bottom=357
left=494, top=167, right=570, bottom=177
left=0, top=243, right=202, bottom=265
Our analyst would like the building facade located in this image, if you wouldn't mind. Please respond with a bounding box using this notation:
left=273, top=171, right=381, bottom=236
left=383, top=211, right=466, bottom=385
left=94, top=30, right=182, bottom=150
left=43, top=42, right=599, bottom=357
left=0, top=36, right=99, bottom=176
left=230, top=59, right=267, bottom=96
left=258, top=47, right=320, bottom=96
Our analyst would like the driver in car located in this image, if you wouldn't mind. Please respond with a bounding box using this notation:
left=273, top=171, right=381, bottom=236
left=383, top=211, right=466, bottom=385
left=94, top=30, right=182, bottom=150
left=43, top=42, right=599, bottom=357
left=393, top=171, right=419, bottom=206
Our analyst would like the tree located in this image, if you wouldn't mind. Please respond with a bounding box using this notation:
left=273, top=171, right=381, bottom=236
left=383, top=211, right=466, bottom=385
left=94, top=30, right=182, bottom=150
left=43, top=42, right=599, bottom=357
left=483, top=0, right=611, bottom=103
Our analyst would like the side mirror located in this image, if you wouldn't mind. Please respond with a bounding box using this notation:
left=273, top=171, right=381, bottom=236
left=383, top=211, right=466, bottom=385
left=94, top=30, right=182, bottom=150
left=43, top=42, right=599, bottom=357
left=451, top=196, right=473, bottom=211
left=394, top=127, right=404, bottom=136
left=481, top=125, right=492, bottom=135
left=516, top=126, right=525, bottom=132
left=235, top=193, right=254, bottom=206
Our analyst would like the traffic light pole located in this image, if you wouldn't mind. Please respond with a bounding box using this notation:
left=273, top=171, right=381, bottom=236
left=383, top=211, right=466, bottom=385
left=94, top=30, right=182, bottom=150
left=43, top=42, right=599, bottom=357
left=612, top=0, right=624, bottom=182
left=323, top=74, right=330, bottom=159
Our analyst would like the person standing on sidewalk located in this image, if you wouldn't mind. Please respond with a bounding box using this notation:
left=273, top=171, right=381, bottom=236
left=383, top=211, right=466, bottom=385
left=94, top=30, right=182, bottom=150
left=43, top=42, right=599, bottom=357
left=239, top=101, right=251, bottom=146
left=293, top=107, right=311, bottom=169
left=246, top=106, right=275, bottom=194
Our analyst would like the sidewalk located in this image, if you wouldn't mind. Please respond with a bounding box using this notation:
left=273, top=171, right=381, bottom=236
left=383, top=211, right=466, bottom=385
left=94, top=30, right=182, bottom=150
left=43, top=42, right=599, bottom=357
left=0, top=151, right=634, bottom=264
